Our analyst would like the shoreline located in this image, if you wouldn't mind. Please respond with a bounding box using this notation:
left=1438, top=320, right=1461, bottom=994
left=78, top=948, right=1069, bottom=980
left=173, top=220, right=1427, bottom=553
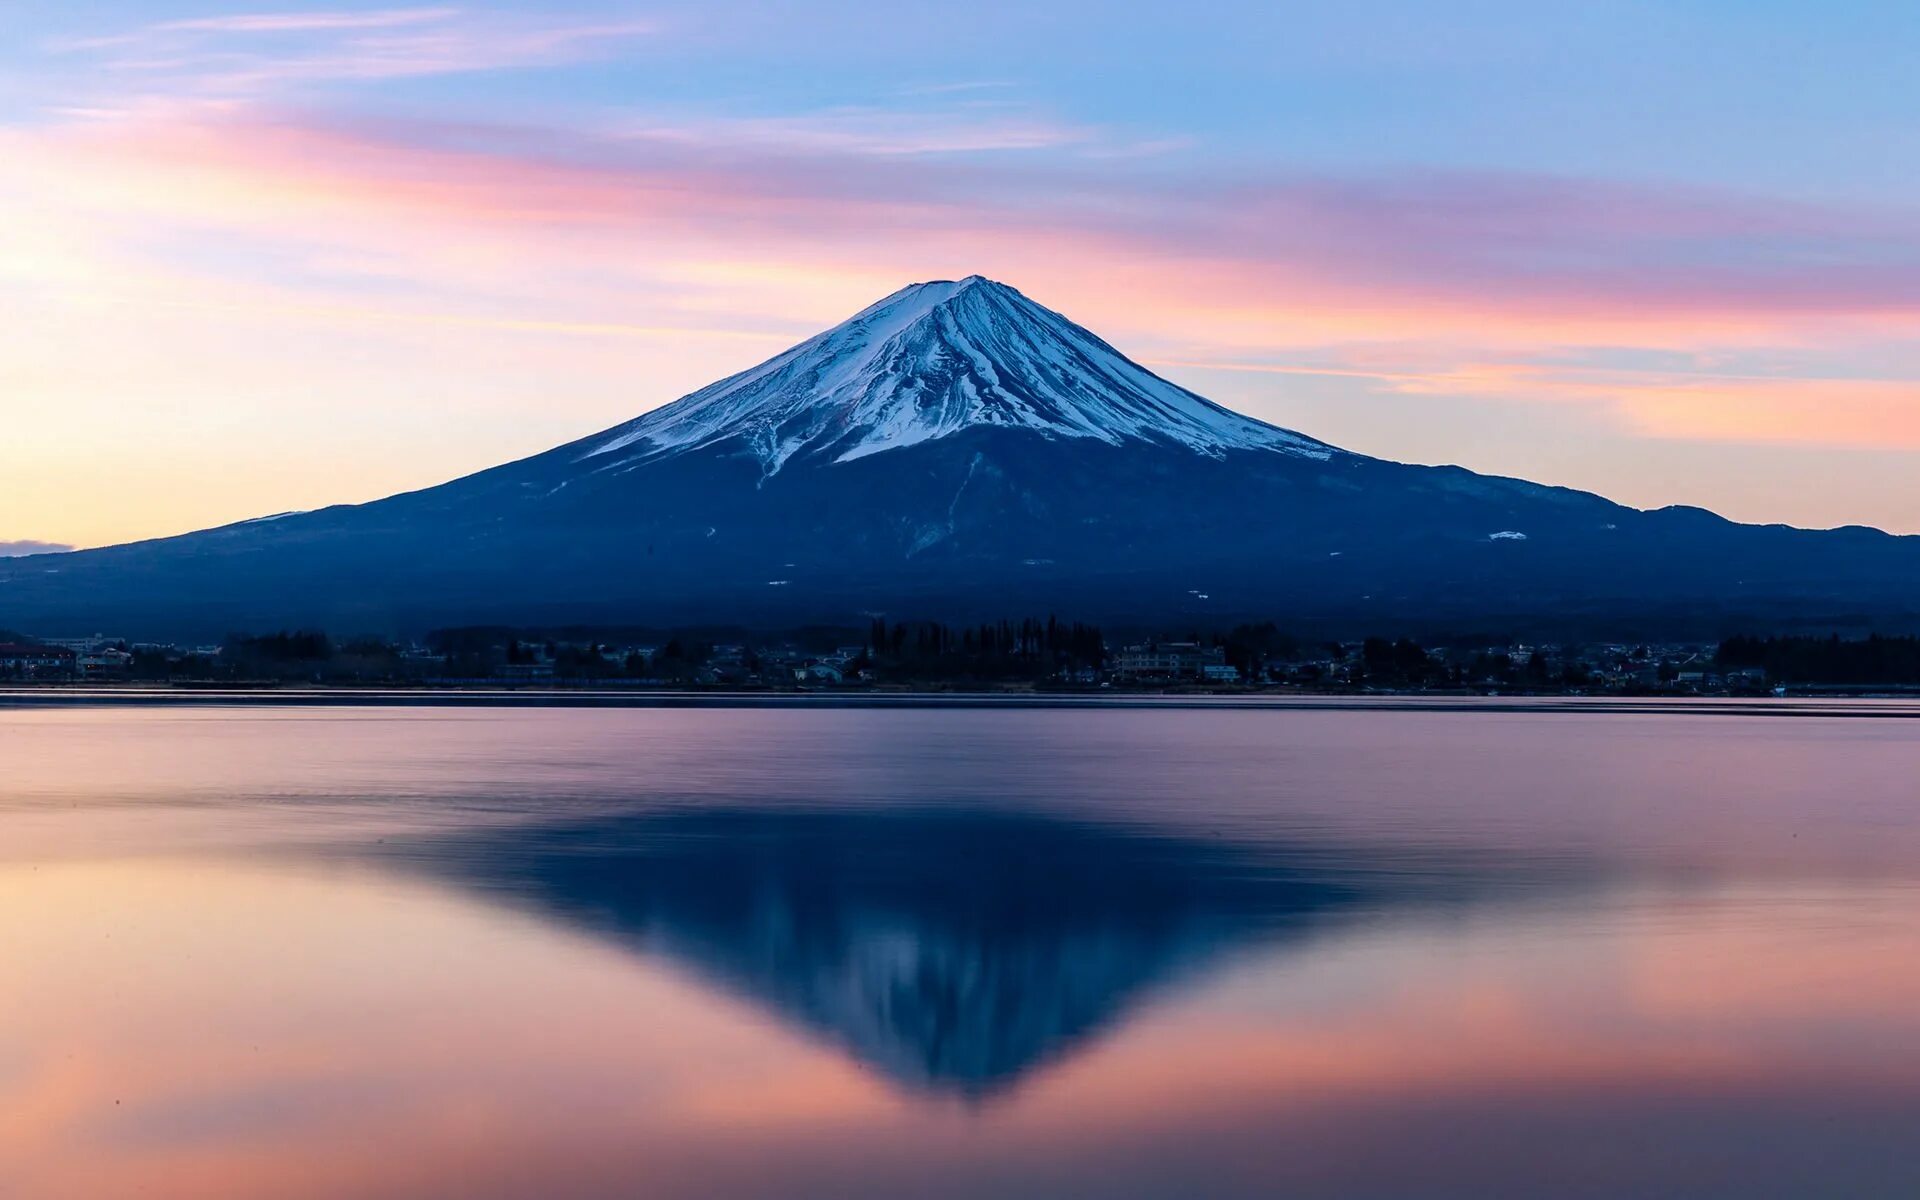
left=6, top=685, right=1920, bottom=718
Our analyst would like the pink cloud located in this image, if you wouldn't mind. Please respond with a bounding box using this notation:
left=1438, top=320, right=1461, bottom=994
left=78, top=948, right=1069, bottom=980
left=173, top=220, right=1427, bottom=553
left=56, top=8, right=655, bottom=93
left=9, top=102, right=1920, bottom=544
left=155, top=8, right=461, bottom=35
left=32, top=106, right=1920, bottom=327
left=15, top=104, right=1920, bottom=391
left=617, top=107, right=1093, bottom=157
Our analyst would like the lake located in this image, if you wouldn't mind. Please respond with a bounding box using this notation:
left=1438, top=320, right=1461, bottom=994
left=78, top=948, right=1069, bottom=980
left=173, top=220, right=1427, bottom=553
left=4, top=699, right=1919, bottom=1198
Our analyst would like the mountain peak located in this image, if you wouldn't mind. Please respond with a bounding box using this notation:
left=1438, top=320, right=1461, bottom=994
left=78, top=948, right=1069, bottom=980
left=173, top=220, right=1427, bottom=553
left=578, top=277, right=1334, bottom=475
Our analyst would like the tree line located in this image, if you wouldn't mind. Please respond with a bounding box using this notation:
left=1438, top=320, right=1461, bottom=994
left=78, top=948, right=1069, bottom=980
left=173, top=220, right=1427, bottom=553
left=1717, top=634, right=1920, bottom=684
left=866, top=617, right=1105, bottom=681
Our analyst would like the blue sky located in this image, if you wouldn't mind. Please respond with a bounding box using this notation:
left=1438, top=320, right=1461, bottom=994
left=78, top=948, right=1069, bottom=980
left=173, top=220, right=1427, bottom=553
left=16, top=1, right=1916, bottom=190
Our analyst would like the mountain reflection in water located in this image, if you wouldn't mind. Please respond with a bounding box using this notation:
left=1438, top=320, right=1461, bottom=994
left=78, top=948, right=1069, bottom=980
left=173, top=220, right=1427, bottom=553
left=16, top=707, right=1920, bottom=1199
left=392, top=805, right=1562, bottom=1099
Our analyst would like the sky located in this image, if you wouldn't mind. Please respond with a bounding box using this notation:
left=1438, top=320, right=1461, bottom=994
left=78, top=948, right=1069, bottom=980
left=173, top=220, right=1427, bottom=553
left=4, top=1, right=1920, bottom=550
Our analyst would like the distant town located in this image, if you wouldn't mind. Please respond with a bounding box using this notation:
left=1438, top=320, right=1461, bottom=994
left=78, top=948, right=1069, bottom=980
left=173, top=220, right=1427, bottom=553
left=8, top=621, right=1920, bottom=696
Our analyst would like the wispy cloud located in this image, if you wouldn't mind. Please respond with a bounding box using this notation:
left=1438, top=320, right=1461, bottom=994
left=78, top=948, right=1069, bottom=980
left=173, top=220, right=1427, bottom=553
left=16, top=106, right=1920, bottom=344
left=894, top=80, right=1017, bottom=97
left=154, top=8, right=460, bottom=35
left=1175, top=357, right=1920, bottom=451
left=619, top=106, right=1090, bottom=157
left=51, top=7, right=654, bottom=94
left=38, top=106, right=1920, bottom=319
left=1380, top=363, right=1920, bottom=449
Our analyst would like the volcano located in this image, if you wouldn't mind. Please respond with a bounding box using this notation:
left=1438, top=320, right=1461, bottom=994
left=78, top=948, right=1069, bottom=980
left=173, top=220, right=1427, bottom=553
left=6, top=275, right=1920, bottom=637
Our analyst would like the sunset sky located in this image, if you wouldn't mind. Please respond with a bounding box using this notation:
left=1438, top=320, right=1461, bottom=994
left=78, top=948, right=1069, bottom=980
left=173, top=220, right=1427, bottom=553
left=6, top=1, right=1920, bottom=550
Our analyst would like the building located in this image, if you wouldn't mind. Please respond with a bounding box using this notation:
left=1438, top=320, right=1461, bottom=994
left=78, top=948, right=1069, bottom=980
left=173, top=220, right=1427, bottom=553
left=0, top=644, right=77, bottom=678
left=38, top=634, right=125, bottom=653
left=1111, top=642, right=1227, bottom=680
left=76, top=648, right=134, bottom=676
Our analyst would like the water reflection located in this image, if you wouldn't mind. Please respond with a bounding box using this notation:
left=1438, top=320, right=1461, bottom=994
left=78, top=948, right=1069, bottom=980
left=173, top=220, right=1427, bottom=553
left=390, top=805, right=1567, bottom=1099
left=10, top=706, right=1920, bottom=1198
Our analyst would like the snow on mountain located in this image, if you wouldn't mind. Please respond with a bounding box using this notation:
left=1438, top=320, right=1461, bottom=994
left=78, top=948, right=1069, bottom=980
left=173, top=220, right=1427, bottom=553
left=578, top=275, right=1335, bottom=475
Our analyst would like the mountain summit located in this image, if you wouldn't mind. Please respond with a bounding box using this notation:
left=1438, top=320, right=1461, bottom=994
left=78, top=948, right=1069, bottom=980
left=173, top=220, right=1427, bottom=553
left=5, top=277, right=1919, bottom=637
left=576, top=275, right=1330, bottom=474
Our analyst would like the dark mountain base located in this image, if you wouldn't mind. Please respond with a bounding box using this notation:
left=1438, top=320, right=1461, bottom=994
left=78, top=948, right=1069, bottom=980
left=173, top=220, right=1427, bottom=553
left=7, top=430, right=1918, bottom=640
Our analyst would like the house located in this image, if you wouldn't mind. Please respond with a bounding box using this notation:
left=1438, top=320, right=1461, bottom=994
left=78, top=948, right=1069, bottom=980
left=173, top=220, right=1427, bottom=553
left=793, top=663, right=844, bottom=685
left=39, top=634, right=124, bottom=653
left=76, top=648, right=134, bottom=676
left=0, top=643, right=77, bottom=678
left=1112, top=642, right=1228, bottom=680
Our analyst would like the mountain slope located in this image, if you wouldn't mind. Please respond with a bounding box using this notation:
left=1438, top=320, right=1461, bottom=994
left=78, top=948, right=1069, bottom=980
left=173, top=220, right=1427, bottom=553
left=5, top=276, right=1919, bottom=638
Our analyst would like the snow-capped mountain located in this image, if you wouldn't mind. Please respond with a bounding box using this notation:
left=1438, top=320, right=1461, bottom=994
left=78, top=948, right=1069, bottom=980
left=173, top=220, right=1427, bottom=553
left=5, top=275, right=1920, bottom=638
left=577, top=275, right=1330, bottom=474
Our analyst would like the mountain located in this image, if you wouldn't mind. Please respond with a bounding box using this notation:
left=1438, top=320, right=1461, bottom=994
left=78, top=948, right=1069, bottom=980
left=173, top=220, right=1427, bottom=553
left=6, top=274, right=1920, bottom=638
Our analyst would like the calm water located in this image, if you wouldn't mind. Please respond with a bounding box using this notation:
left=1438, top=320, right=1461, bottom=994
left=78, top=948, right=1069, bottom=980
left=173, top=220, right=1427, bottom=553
left=4, top=701, right=1920, bottom=1198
